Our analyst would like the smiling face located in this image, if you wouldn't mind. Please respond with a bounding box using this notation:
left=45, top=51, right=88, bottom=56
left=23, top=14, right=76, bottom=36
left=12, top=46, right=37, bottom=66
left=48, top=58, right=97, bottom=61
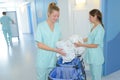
left=47, top=2, right=60, bottom=23
left=48, top=10, right=59, bottom=23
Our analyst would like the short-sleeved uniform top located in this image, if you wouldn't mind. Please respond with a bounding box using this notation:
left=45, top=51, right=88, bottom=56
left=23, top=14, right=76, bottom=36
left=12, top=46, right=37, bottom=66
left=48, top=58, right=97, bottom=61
left=84, top=24, right=105, bottom=65
left=0, top=15, right=12, bottom=31
left=35, top=21, right=61, bottom=68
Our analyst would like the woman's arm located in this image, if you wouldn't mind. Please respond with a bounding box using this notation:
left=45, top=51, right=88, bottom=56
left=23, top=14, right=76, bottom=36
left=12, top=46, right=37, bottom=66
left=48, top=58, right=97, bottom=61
left=37, top=42, right=55, bottom=51
left=80, top=43, right=98, bottom=48
left=37, top=42, right=66, bottom=56
left=74, top=42, right=98, bottom=48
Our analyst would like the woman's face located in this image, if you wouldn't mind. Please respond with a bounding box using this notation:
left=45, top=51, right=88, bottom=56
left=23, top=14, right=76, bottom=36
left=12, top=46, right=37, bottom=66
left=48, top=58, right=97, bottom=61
left=89, top=14, right=97, bottom=23
left=48, top=10, right=59, bottom=23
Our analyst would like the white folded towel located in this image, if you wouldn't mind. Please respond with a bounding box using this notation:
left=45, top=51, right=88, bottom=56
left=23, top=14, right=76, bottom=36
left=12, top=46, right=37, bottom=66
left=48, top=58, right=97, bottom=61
left=56, top=34, right=85, bottom=63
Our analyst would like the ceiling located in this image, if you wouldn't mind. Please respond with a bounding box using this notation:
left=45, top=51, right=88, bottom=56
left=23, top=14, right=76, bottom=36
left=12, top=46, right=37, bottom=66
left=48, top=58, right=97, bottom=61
left=0, top=0, right=30, bottom=8
left=0, top=0, right=24, bottom=2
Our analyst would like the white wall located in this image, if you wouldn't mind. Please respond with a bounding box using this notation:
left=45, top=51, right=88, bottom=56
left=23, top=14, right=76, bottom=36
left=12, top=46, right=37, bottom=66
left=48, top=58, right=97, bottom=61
left=18, top=0, right=37, bottom=36
left=58, top=0, right=74, bottom=39
left=16, top=4, right=30, bottom=34
left=58, top=0, right=101, bottom=39
left=58, top=0, right=70, bottom=39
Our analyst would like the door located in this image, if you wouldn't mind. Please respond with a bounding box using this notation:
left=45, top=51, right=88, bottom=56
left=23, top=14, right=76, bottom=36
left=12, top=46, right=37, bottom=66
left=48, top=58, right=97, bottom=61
left=27, top=3, right=33, bottom=34
left=6, top=11, right=19, bottom=39
left=102, top=0, right=120, bottom=76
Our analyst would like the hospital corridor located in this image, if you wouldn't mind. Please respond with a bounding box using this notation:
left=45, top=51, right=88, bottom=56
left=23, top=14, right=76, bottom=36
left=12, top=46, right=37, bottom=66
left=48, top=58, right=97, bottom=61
left=0, top=32, right=120, bottom=80
left=0, top=0, right=120, bottom=80
left=0, top=32, right=37, bottom=80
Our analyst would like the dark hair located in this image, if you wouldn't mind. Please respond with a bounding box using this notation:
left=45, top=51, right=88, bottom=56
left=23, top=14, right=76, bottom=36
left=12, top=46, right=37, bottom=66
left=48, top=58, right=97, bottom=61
left=2, top=12, right=6, bottom=15
left=89, top=9, right=104, bottom=28
left=48, top=2, right=59, bottom=14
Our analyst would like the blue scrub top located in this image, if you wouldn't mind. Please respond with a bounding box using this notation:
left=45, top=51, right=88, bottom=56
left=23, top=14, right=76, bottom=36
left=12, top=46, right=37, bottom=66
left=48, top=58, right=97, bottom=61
left=0, top=15, right=12, bottom=31
left=84, top=24, right=105, bottom=65
left=35, top=21, right=61, bottom=68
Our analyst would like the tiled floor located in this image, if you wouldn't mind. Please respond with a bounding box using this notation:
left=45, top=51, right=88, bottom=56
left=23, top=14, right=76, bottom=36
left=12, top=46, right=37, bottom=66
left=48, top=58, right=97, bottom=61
left=0, top=32, right=120, bottom=80
left=86, top=70, right=120, bottom=80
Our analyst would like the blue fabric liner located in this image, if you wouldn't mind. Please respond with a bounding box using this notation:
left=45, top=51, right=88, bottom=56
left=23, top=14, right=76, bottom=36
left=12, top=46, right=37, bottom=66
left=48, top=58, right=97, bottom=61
left=49, top=56, right=86, bottom=80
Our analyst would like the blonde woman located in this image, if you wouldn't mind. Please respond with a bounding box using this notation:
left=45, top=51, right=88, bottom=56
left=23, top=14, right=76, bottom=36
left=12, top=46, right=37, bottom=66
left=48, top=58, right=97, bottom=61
left=35, top=2, right=65, bottom=80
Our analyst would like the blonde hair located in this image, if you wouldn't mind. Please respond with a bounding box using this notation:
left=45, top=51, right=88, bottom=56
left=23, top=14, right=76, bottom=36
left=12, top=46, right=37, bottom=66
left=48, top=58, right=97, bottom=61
left=48, top=2, right=59, bottom=14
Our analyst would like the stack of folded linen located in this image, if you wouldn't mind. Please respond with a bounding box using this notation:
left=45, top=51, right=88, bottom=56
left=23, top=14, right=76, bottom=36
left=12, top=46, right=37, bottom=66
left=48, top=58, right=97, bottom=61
left=56, top=34, right=85, bottom=63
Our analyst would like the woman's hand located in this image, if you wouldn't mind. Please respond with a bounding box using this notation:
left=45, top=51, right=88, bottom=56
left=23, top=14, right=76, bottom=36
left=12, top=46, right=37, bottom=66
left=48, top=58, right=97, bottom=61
left=54, top=48, right=66, bottom=56
left=74, top=41, right=83, bottom=47
left=83, top=38, right=88, bottom=42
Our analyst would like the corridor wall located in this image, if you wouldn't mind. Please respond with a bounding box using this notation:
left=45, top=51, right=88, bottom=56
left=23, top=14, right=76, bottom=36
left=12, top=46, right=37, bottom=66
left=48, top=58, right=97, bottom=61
left=102, top=0, right=120, bottom=76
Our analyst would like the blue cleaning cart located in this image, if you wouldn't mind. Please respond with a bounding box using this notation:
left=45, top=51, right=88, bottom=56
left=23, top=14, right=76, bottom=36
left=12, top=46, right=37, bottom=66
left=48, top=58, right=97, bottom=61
left=48, top=56, right=86, bottom=80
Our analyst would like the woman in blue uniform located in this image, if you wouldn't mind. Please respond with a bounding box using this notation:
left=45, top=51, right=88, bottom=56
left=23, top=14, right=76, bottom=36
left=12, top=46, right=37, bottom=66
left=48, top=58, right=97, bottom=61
left=74, top=9, right=105, bottom=80
left=35, top=2, right=65, bottom=80
left=0, top=12, right=14, bottom=46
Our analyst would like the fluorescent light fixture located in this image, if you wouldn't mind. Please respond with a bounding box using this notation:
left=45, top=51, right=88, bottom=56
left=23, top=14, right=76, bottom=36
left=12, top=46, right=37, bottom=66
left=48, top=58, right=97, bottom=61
left=75, top=0, right=86, bottom=10
left=76, top=0, right=86, bottom=5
